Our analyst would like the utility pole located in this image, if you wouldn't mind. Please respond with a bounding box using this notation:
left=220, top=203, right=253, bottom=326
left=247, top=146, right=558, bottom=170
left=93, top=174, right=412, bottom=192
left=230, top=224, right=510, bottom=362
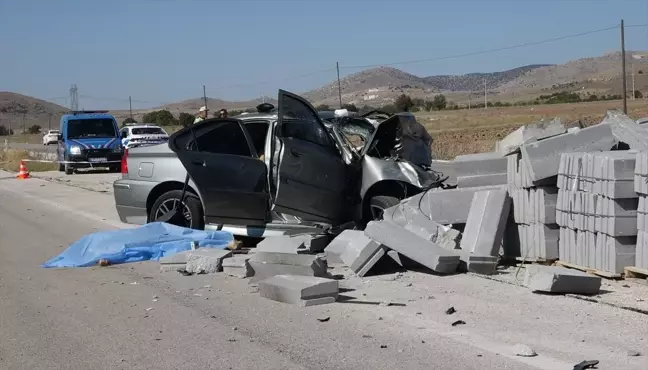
left=632, top=62, right=636, bottom=100
left=621, top=19, right=628, bottom=114
left=69, top=84, right=79, bottom=111
left=129, top=96, right=133, bottom=119
left=203, top=85, right=208, bottom=110
left=336, top=62, right=343, bottom=109
left=483, top=79, right=488, bottom=110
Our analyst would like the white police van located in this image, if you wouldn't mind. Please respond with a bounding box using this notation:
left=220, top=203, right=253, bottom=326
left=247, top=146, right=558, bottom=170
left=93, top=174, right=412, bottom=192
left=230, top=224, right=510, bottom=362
left=119, top=124, right=169, bottom=149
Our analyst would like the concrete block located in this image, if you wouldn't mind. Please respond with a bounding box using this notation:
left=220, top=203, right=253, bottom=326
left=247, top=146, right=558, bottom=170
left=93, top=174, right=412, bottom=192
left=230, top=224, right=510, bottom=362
left=184, top=249, right=233, bottom=274
left=456, top=251, right=499, bottom=275
left=324, top=230, right=366, bottom=265
left=398, top=185, right=508, bottom=224
left=453, top=152, right=508, bottom=177
left=160, top=250, right=193, bottom=265
left=338, top=233, right=385, bottom=277
left=457, top=173, right=508, bottom=188
left=459, top=189, right=511, bottom=256
left=603, top=109, right=648, bottom=150
left=248, top=252, right=328, bottom=283
left=364, top=221, right=460, bottom=274
left=258, top=275, right=338, bottom=306
left=521, top=122, right=616, bottom=182
left=222, top=255, right=253, bottom=278
left=256, top=234, right=329, bottom=254
left=636, top=231, right=648, bottom=269
left=497, top=118, right=566, bottom=156
left=524, top=265, right=601, bottom=295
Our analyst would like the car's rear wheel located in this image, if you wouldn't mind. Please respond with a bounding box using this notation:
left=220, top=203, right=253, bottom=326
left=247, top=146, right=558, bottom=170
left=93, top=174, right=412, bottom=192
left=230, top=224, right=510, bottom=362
left=64, top=163, right=74, bottom=175
left=149, top=190, right=204, bottom=230
left=368, top=195, right=400, bottom=221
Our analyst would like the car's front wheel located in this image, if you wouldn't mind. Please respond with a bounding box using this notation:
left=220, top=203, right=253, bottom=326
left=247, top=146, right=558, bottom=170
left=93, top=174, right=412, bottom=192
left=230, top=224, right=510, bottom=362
left=149, top=190, right=204, bottom=230
left=368, top=195, right=400, bottom=221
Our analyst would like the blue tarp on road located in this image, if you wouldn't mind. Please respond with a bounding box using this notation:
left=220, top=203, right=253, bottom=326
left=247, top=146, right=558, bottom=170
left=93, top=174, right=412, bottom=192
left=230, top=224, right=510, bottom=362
left=42, top=222, right=234, bottom=268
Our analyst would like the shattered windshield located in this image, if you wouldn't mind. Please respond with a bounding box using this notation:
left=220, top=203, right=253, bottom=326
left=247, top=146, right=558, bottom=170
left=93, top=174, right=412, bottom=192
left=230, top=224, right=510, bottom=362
left=67, top=119, right=117, bottom=139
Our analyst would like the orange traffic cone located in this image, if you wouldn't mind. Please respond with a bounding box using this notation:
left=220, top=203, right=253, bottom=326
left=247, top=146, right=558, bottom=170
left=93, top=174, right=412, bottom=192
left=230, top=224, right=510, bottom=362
left=16, top=160, right=30, bottom=179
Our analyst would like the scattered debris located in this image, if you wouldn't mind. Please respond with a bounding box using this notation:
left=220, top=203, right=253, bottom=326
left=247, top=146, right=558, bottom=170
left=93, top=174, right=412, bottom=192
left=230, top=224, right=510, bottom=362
left=572, top=360, right=599, bottom=370
left=222, top=255, right=254, bottom=278
left=380, top=344, right=387, bottom=349
left=248, top=252, right=328, bottom=284
left=627, top=350, right=641, bottom=357
left=451, top=320, right=466, bottom=327
left=513, top=344, right=537, bottom=357
left=445, top=307, right=456, bottom=315
left=317, top=316, right=331, bottom=322
left=97, top=259, right=110, bottom=266
left=145, top=307, right=153, bottom=312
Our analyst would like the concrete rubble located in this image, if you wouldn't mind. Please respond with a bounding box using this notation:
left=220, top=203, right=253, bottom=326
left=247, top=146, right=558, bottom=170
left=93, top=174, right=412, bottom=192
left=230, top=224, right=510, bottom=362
left=185, top=249, right=233, bottom=274
left=156, top=109, right=648, bottom=307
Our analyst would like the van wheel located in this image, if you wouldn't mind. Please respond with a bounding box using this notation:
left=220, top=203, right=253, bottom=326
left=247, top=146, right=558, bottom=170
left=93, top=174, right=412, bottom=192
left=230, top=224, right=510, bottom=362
left=64, top=163, right=74, bottom=175
left=368, top=195, right=400, bottom=221
left=149, top=190, right=204, bottom=230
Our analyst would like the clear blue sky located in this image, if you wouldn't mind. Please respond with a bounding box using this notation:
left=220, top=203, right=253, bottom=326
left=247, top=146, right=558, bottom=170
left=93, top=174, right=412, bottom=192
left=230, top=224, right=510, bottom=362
left=1, top=0, right=647, bottom=109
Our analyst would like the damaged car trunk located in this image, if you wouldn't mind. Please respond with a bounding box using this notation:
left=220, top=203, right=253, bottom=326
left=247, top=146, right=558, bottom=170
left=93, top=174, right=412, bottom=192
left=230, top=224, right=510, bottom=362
left=167, top=90, right=444, bottom=237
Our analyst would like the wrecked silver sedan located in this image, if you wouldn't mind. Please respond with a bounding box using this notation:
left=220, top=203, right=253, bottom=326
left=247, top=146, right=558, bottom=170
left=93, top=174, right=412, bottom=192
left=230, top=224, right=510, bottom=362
left=113, top=89, right=444, bottom=237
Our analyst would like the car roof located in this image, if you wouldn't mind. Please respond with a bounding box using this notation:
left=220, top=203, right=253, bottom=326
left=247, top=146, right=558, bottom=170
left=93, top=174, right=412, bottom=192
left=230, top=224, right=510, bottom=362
left=128, top=124, right=164, bottom=129
left=63, top=112, right=115, bottom=120
left=234, top=112, right=277, bottom=121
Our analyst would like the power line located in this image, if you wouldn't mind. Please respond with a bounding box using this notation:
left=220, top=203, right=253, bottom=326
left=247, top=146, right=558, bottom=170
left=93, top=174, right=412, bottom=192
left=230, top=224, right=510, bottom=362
left=340, top=24, right=639, bottom=70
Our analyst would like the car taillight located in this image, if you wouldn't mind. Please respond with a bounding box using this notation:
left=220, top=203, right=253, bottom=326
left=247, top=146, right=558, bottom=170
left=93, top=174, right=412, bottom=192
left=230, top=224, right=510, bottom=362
left=121, top=148, right=128, bottom=175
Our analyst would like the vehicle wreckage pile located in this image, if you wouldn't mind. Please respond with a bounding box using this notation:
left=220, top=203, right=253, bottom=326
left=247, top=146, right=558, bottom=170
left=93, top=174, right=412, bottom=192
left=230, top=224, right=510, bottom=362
left=160, top=109, right=648, bottom=306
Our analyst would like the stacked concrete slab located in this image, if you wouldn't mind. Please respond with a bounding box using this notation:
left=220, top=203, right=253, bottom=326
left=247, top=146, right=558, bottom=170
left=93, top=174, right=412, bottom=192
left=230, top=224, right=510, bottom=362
left=633, top=151, right=648, bottom=271
left=556, top=151, right=638, bottom=274
left=453, top=152, right=508, bottom=188
left=507, top=152, right=560, bottom=261
left=496, top=117, right=566, bottom=156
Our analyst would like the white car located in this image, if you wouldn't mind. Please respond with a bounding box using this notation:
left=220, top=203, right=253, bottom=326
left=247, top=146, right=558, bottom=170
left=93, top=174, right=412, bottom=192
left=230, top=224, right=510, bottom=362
left=119, top=124, right=169, bottom=149
left=42, top=130, right=59, bottom=145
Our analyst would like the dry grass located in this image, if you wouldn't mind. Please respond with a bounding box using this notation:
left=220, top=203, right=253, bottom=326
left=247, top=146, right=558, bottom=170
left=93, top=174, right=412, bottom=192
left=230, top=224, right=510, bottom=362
left=417, top=99, right=648, bottom=159
left=0, top=149, right=58, bottom=172
left=5, top=134, right=43, bottom=145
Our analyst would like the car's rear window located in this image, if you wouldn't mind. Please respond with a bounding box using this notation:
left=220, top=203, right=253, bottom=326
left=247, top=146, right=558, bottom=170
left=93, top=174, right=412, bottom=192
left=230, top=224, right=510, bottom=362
left=132, top=127, right=165, bottom=135
left=67, top=118, right=116, bottom=139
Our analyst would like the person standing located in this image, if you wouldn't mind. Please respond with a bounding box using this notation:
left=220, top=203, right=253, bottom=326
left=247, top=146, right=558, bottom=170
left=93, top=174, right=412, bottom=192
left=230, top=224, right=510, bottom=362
left=194, top=106, right=209, bottom=124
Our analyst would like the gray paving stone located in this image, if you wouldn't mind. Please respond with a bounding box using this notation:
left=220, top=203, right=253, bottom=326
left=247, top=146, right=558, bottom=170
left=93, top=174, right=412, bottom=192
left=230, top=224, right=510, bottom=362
left=457, top=173, right=508, bottom=188
left=364, top=221, right=460, bottom=274
left=524, top=265, right=602, bottom=295
left=497, top=118, right=566, bottom=156
left=256, top=234, right=329, bottom=254
left=395, top=185, right=508, bottom=224
left=159, top=250, right=193, bottom=265
left=521, top=122, right=617, bottom=182
left=222, top=255, right=253, bottom=278
left=324, top=230, right=361, bottom=265
left=258, top=275, right=338, bottom=306
left=337, top=233, right=385, bottom=277
left=248, top=252, right=328, bottom=283
left=184, top=249, right=233, bottom=274
left=453, top=152, right=508, bottom=177
left=456, top=251, right=499, bottom=275
left=459, top=189, right=511, bottom=256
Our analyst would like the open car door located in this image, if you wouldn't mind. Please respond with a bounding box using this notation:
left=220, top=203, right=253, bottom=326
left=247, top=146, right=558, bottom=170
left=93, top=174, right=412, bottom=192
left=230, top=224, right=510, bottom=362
left=268, top=90, right=349, bottom=224
left=168, top=118, right=269, bottom=226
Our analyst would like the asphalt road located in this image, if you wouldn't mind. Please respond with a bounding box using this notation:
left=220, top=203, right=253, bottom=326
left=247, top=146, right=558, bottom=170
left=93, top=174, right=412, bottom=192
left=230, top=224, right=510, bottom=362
left=1, top=171, right=647, bottom=369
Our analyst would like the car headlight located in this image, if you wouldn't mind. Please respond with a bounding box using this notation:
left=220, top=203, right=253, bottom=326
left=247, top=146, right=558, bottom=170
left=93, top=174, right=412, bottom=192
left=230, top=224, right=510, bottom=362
left=69, top=145, right=81, bottom=155
left=112, top=145, right=122, bottom=153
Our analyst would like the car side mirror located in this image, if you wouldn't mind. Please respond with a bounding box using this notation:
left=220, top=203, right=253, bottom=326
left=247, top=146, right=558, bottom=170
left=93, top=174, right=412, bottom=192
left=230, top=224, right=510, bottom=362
left=121, top=132, right=128, bottom=139
left=58, top=134, right=63, bottom=141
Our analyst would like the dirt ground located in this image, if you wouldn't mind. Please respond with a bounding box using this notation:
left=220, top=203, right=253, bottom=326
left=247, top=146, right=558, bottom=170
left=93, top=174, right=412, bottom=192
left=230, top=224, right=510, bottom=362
left=420, top=99, right=648, bottom=159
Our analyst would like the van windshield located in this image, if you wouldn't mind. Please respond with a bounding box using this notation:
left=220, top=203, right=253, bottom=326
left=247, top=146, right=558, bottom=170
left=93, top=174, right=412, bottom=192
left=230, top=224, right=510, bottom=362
left=68, top=119, right=116, bottom=139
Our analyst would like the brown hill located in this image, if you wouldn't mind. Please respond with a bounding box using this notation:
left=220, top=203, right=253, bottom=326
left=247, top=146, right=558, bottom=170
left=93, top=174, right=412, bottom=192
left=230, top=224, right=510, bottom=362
left=0, top=92, right=68, bottom=132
